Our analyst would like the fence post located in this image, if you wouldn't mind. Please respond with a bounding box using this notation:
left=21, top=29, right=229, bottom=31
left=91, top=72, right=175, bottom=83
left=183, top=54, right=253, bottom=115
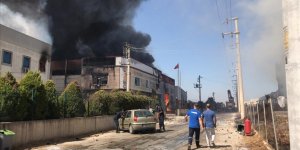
left=64, top=92, right=66, bottom=118
left=252, top=102, right=256, bottom=127
left=246, top=103, right=249, bottom=118
left=87, top=99, right=90, bottom=117
left=257, top=103, right=260, bottom=133
left=270, top=98, right=279, bottom=150
left=32, top=89, right=34, bottom=120
left=245, top=103, right=247, bottom=118
left=250, top=103, right=253, bottom=126
left=263, top=99, right=268, bottom=143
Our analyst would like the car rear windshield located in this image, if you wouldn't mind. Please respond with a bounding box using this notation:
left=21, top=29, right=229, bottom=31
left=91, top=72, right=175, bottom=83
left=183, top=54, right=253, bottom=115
left=134, top=110, right=153, bottom=117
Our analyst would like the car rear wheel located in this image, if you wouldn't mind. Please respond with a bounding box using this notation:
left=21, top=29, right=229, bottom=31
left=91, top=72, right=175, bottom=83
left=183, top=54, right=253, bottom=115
left=152, top=128, right=156, bottom=133
left=129, top=125, right=135, bottom=134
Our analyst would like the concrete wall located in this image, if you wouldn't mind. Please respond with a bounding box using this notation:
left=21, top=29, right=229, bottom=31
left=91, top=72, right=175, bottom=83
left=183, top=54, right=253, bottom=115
left=0, top=116, right=114, bottom=148
left=130, top=67, right=158, bottom=93
left=52, top=75, right=82, bottom=92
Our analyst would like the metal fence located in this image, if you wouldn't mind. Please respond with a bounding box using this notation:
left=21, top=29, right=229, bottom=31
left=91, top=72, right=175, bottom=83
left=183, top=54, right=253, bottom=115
left=245, top=96, right=289, bottom=150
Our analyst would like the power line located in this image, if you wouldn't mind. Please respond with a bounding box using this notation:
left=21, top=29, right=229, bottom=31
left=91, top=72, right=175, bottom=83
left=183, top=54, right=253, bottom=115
left=229, top=0, right=233, bottom=19
left=215, top=0, right=223, bottom=26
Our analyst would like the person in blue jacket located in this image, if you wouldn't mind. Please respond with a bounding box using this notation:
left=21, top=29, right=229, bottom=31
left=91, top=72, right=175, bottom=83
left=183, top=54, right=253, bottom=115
left=185, top=104, right=203, bottom=150
left=201, top=104, right=217, bottom=147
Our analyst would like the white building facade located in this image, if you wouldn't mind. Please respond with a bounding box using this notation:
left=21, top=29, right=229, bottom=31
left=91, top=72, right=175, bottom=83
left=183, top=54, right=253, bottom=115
left=0, top=24, right=51, bottom=81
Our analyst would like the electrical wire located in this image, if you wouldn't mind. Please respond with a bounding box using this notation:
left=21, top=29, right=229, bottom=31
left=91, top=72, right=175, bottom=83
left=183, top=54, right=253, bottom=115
left=214, top=0, right=237, bottom=94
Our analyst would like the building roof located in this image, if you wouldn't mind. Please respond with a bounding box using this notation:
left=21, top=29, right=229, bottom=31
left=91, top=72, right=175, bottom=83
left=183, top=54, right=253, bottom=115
left=0, top=24, right=51, bottom=55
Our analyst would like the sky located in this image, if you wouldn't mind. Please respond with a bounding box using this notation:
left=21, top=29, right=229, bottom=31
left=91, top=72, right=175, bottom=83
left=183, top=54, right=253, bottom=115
left=133, top=0, right=284, bottom=102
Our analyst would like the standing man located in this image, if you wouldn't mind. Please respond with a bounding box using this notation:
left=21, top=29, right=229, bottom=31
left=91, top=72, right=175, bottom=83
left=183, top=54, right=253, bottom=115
left=201, top=104, right=217, bottom=147
left=155, top=104, right=160, bottom=121
left=158, top=105, right=166, bottom=132
left=113, top=110, right=124, bottom=133
left=185, top=104, right=203, bottom=150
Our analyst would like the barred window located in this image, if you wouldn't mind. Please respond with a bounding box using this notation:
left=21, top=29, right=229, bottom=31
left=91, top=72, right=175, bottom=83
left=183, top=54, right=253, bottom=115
left=2, top=50, right=12, bottom=65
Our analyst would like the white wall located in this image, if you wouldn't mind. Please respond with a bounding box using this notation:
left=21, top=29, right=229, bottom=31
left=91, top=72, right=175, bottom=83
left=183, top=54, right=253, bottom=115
left=0, top=24, right=51, bottom=82
left=0, top=116, right=115, bottom=148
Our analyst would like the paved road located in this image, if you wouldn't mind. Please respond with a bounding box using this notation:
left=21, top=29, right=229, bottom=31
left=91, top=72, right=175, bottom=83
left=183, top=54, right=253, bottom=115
left=32, top=112, right=269, bottom=150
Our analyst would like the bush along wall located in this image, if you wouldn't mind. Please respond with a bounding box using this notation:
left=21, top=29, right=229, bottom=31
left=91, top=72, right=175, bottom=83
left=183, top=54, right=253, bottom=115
left=58, top=81, right=86, bottom=118
left=87, top=90, right=155, bottom=116
left=1, top=71, right=156, bottom=121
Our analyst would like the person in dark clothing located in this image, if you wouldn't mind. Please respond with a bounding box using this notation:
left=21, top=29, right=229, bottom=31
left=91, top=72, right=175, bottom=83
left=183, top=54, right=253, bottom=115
left=154, top=104, right=160, bottom=121
left=185, top=104, right=203, bottom=150
left=114, top=110, right=124, bottom=133
left=155, top=104, right=160, bottom=115
left=158, top=106, right=166, bottom=132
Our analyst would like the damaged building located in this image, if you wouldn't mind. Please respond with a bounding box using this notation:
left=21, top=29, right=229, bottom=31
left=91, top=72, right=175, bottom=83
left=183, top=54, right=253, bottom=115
left=51, top=56, right=185, bottom=112
left=52, top=57, right=159, bottom=95
left=0, top=24, right=51, bottom=81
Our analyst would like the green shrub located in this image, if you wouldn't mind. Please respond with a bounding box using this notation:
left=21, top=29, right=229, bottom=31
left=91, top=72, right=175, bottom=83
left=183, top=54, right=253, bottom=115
left=19, top=71, right=47, bottom=120
left=88, top=90, right=112, bottom=116
left=45, top=80, right=60, bottom=119
left=59, top=81, right=85, bottom=117
left=88, top=90, right=155, bottom=116
left=0, top=73, right=21, bottom=121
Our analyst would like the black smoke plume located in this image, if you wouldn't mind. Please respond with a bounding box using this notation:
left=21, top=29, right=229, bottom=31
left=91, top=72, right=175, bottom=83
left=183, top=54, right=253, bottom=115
left=1, top=0, right=154, bottom=65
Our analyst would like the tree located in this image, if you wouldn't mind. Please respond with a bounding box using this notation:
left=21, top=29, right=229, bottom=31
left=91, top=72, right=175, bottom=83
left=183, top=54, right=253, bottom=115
left=58, top=81, right=85, bottom=117
left=3, top=72, right=17, bottom=87
left=19, top=71, right=47, bottom=120
left=88, top=90, right=154, bottom=116
left=88, top=90, right=113, bottom=116
left=45, top=80, right=60, bottom=119
left=0, top=72, right=22, bottom=121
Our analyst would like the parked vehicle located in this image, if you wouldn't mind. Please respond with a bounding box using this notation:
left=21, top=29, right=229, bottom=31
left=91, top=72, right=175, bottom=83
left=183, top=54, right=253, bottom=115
left=119, top=109, right=157, bottom=134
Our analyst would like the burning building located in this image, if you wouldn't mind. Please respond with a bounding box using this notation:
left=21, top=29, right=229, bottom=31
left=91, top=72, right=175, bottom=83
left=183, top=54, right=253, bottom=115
left=52, top=57, right=160, bottom=94
left=158, top=74, right=176, bottom=112
left=51, top=56, right=181, bottom=112
left=0, top=24, right=51, bottom=81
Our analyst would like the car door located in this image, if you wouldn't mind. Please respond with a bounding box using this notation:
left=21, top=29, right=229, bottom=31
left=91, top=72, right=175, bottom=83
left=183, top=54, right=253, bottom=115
left=123, top=111, right=132, bottom=130
left=144, top=110, right=155, bottom=124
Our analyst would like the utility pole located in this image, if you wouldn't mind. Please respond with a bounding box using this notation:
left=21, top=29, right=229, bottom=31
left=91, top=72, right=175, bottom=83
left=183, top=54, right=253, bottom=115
left=123, top=42, right=131, bottom=92
left=232, top=74, right=238, bottom=110
left=194, top=75, right=202, bottom=101
left=282, top=0, right=300, bottom=149
left=123, top=43, right=146, bottom=92
left=223, top=17, right=245, bottom=119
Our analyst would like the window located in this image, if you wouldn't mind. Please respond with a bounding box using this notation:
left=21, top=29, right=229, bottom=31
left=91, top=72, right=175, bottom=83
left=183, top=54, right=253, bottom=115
left=135, top=77, right=140, bottom=86
left=134, top=110, right=153, bottom=117
left=39, top=57, right=47, bottom=72
left=99, top=76, right=108, bottom=85
left=146, top=80, right=149, bottom=88
left=126, top=111, right=131, bottom=118
left=2, top=50, right=12, bottom=65
left=39, top=61, right=46, bottom=72
left=93, top=73, right=108, bottom=87
left=22, top=56, right=31, bottom=73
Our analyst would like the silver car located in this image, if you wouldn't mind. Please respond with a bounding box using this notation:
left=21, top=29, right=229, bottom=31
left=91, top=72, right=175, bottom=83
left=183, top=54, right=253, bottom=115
left=119, top=109, right=157, bottom=134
